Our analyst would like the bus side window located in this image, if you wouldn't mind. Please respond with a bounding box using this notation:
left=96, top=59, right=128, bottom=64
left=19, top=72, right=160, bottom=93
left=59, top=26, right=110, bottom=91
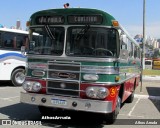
left=16, top=35, right=24, bottom=49
left=3, top=32, right=15, bottom=49
left=24, top=36, right=29, bottom=49
left=128, top=40, right=133, bottom=57
left=138, top=48, right=141, bottom=58
left=13, top=36, right=16, bottom=49
left=121, top=44, right=127, bottom=50
left=120, top=34, right=127, bottom=50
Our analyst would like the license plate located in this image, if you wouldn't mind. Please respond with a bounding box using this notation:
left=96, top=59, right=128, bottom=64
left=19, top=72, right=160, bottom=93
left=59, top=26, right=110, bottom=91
left=51, top=98, right=67, bottom=105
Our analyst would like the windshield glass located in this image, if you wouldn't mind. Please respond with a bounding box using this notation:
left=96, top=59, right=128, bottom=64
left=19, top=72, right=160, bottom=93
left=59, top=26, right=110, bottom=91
left=29, top=27, right=64, bottom=55
left=66, top=27, right=119, bottom=58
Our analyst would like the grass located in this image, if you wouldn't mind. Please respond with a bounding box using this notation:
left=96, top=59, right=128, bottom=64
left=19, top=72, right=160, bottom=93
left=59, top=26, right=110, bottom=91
left=142, top=69, right=160, bottom=76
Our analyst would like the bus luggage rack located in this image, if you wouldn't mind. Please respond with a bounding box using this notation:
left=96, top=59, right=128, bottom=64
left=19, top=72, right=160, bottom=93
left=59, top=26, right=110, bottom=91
left=47, top=61, right=81, bottom=97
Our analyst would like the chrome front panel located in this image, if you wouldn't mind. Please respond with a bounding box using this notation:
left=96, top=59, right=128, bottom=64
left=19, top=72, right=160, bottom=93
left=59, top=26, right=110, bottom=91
left=47, top=61, right=81, bottom=97
left=20, top=92, right=112, bottom=113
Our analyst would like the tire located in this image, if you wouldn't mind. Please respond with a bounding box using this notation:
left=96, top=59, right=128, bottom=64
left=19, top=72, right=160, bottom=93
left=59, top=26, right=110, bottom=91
left=11, top=68, right=25, bottom=86
left=104, top=97, right=121, bottom=124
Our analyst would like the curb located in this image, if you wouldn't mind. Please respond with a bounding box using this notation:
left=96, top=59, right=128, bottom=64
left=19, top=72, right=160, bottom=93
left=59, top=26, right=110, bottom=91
left=142, top=75, right=160, bottom=80
left=135, top=94, right=160, bottom=100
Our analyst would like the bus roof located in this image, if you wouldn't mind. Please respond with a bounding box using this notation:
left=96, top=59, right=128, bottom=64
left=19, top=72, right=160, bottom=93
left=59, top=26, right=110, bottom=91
left=0, top=28, right=29, bottom=35
left=29, top=8, right=139, bottom=47
left=30, top=8, right=116, bottom=26
left=0, top=28, right=39, bottom=36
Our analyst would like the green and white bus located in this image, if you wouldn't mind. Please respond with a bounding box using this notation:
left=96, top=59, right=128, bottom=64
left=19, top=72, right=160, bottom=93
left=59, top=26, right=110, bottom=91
left=20, top=8, right=141, bottom=123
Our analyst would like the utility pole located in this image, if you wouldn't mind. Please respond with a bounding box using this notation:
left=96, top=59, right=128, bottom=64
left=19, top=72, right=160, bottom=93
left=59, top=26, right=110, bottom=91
left=142, top=0, right=146, bottom=69
left=140, top=0, right=146, bottom=92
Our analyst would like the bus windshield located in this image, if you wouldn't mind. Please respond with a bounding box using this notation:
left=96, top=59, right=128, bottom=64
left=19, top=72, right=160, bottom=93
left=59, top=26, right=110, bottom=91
left=29, top=27, right=64, bottom=55
left=66, top=27, right=119, bottom=58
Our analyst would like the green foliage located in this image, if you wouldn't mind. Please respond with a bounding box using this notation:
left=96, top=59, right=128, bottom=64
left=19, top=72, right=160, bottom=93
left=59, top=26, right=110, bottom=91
left=143, top=69, right=160, bottom=76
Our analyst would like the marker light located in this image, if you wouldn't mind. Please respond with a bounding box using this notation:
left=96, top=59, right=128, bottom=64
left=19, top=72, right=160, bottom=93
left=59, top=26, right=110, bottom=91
left=112, top=20, right=119, bottom=27
left=115, top=76, right=120, bottom=82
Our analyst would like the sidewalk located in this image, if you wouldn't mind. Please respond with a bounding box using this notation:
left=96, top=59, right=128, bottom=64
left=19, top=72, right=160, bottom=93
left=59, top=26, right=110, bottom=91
left=142, top=75, right=160, bottom=81
left=135, top=80, right=160, bottom=100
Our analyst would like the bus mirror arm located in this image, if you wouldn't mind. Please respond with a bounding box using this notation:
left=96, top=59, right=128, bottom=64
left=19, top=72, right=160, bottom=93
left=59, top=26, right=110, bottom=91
left=120, top=34, right=127, bottom=45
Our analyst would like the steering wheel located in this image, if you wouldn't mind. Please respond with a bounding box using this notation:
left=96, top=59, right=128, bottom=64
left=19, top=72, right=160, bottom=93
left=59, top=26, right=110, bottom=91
left=81, top=46, right=94, bottom=54
left=93, top=48, right=113, bottom=56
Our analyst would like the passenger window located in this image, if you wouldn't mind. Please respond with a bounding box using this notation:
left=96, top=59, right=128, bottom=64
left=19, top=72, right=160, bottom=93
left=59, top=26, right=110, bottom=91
left=128, top=40, right=133, bottom=57
left=3, top=33, right=15, bottom=49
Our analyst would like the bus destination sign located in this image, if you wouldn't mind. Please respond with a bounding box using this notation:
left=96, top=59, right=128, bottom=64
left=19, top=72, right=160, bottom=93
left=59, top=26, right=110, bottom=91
left=36, top=16, right=64, bottom=25
left=68, top=15, right=103, bottom=24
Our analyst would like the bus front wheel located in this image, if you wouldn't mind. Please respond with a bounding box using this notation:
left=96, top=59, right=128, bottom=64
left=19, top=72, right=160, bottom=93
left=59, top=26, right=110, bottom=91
left=104, top=97, right=121, bottom=124
left=11, top=68, right=25, bottom=86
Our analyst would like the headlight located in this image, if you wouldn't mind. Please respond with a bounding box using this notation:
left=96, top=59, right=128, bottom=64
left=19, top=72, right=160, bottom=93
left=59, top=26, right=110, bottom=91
left=32, top=82, right=42, bottom=92
left=86, top=86, right=109, bottom=99
left=23, top=81, right=32, bottom=91
left=83, top=74, right=99, bottom=81
left=23, top=81, right=42, bottom=92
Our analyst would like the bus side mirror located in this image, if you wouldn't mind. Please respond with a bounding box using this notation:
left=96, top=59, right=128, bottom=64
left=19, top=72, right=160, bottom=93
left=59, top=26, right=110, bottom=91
left=120, top=34, right=127, bottom=45
left=119, top=49, right=129, bottom=59
left=21, top=46, right=26, bottom=55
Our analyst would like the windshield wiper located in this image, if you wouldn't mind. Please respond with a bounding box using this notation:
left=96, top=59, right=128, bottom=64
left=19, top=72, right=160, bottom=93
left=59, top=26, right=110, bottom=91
left=45, top=25, right=55, bottom=40
left=75, top=24, right=90, bottom=41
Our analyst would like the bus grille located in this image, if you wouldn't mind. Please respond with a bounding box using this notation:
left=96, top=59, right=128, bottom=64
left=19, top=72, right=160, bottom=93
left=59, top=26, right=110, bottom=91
left=47, top=81, right=79, bottom=96
left=47, top=61, right=80, bottom=97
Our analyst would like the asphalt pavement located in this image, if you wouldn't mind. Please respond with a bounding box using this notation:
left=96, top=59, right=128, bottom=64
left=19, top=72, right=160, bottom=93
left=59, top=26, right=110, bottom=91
left=0, top=77, right=159, bottom=128
left=135, top=75, right=160, bottom=100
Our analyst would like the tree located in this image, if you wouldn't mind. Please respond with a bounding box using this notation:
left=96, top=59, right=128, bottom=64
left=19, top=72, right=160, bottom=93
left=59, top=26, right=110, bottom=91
left=153, top=48, right=160, bottom=58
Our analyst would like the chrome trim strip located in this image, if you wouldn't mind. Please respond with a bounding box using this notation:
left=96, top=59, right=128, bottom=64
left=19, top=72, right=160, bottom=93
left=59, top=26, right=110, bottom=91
left=20, top=92, right=112, bottom=113
left=47, top=87, right=82, bottom=92
left=27, top=55, right=118, bottom=63
left=47, top=69, right=80, bottom=73
left=81, top=81, right=118, bottom=85
left=28, top=62, right=120, bottom=75
left=81, top=65, right=119, bottom=74
left=47, top=78, right=79, bottom=82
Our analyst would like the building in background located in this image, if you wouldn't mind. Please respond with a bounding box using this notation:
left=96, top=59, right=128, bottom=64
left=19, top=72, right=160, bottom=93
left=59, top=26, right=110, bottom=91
left=0, top=24, right=4, bottom=28
left=134, top=34, right=160, bottom=58
left=16, top=20, right=21, bottom=30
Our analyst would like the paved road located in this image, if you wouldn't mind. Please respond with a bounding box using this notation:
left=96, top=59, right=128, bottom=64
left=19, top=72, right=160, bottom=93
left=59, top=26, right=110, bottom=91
left=0, top=80, right=159, bottom=128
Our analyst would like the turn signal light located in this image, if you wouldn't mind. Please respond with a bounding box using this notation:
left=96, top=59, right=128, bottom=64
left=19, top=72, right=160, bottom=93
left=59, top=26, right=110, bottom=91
left=115, top=76, right=120, bottom=81
left=112, top=20, right=119, bottom=27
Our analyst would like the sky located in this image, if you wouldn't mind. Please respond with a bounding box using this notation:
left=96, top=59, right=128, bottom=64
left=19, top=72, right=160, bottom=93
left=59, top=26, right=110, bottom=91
left=0, top=0, right=160, bottom=39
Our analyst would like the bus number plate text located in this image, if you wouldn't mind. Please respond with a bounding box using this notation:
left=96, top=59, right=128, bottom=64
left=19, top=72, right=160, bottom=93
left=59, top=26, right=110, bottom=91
left=51, top=99, right=67, bottom=106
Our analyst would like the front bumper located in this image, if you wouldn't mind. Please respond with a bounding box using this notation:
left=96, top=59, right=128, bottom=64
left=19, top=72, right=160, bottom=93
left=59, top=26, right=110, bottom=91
left=20, top=92, right=112, bottom=114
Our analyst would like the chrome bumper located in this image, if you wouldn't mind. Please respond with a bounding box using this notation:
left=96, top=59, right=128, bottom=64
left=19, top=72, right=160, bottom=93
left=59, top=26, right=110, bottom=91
left=20, top=92, right=112, bottom=113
